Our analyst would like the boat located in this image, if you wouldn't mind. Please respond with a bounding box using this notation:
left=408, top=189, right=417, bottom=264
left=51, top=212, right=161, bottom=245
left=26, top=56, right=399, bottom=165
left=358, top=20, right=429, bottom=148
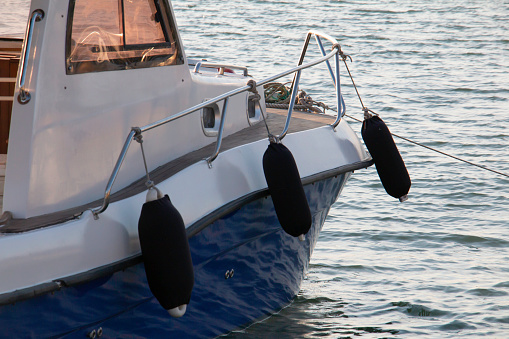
left=0, top=0, right=381, bottom=337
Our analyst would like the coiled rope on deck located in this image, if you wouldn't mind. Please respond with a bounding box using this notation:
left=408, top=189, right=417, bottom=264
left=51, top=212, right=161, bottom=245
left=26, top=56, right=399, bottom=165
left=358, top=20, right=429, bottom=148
left=265, top=82, right=323, bottom=113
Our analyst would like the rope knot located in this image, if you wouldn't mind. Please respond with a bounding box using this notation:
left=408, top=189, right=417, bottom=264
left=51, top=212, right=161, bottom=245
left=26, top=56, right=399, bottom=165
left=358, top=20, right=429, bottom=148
left=331, top=43, right=342, bottom=52
left=363, top=107, right=372, bottom=120
left=332, top=43, right=352, bottom=61
left=268, top=133, right=281, bottom=144
left=340, top=52, right=352, bottom=62
left=247, top=79, right=258, bottom=93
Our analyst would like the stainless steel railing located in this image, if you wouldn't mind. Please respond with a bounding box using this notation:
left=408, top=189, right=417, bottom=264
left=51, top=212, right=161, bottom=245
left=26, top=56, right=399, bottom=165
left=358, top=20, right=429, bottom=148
left=192, top=61, right=249, bottom=77
left=17, top=9, right=44, bottom=104
left=92, top=31, right=346, bottom=218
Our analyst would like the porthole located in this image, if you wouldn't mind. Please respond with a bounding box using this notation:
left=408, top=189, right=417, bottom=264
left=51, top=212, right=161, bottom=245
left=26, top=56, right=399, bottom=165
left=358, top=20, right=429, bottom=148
left=247, top=94, right=262, bottom=125
left=201, top=102, right=220, bottom=136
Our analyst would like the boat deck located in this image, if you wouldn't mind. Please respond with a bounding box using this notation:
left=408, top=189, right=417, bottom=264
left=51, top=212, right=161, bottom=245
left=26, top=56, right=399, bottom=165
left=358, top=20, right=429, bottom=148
left=0, top=109, right=340, bottom=233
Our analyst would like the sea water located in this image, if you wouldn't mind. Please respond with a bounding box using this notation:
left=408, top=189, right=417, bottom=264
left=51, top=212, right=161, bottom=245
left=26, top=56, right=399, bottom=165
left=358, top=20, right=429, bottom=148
left=2, top=0, right=508, bottom=337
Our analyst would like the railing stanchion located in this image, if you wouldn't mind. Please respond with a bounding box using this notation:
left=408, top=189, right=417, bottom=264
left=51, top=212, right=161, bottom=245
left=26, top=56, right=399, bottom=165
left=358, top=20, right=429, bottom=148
left=332, top=52, right=343, bottom=128
left=315, top=36, right=336, bottom=87
left=207, top=97, right=229, bottom=167
left=91, top=129, right=137, bottom=218
left=277, top=70, right=302, bottom=141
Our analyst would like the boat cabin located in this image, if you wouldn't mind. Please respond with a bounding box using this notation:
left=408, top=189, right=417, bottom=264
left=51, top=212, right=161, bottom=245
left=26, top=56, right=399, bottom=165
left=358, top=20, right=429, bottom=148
left=1, top=0, right=260, bottom=219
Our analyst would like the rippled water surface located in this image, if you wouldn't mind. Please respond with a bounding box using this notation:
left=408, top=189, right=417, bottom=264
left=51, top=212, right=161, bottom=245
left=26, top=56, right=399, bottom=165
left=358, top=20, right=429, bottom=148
left=2, top=0, right=508, bottom=338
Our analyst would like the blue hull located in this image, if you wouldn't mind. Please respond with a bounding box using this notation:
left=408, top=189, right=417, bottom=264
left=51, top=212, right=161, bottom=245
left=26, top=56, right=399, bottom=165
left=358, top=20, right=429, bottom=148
left=0, top=174, right=349, bottom=338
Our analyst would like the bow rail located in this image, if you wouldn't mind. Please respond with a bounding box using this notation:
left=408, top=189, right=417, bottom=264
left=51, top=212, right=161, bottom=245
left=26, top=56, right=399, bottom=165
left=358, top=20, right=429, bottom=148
left=91, top=31, right=346, bottom=218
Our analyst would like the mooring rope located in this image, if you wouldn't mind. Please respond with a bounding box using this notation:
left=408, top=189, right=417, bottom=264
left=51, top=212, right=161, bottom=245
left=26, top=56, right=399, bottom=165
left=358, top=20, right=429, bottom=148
left=133, top=128, right=155, bottom=188
left=249, top=80, right=277, bottom=143
left=263, top=82, right=509, bottom=179
left=339, top=56, right=509, bottom=179
left=343, top=112, right=509, bottom=179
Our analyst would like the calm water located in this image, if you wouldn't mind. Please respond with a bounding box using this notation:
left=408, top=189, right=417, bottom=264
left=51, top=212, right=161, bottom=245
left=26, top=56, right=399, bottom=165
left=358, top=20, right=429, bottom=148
left=2, top=0, right=509, bottom=338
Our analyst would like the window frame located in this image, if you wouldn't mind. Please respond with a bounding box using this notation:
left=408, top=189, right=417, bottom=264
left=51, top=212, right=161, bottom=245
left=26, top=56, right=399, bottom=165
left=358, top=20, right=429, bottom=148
left=65, top=0, right=184, bottom=75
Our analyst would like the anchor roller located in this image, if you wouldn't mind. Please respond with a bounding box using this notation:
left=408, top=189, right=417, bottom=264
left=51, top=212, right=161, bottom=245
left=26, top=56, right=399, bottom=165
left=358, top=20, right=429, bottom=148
left=138, top=190, right=194, bottom=317
left=263, top=142, right=312, bottom=237
left=361, top=115, right=411, bottom=201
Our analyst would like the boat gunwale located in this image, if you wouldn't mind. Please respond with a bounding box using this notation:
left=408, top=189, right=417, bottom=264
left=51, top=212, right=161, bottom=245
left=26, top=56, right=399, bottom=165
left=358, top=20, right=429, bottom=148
left=0, top=158, right=371, bottom=306
left=0, top=110, right=365, bottom=233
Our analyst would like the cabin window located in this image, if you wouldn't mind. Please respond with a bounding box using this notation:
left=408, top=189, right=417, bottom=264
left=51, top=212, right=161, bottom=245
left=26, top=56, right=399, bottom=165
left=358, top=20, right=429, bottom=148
left=66, top=0, right=183, bottom=74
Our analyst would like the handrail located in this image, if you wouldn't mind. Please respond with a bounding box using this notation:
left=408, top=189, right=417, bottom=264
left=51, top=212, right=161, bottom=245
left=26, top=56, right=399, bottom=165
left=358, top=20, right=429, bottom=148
left=192, top=61, right=249, bottom=77
left=140, top=46, right=338, bottom=135
left=17, top=9, right=44, bottom=105
left=276, top=69, right=302, bottom=140
left=91, top=30, right=345, bottom=218
left=206, top=97, right=229, bottom=167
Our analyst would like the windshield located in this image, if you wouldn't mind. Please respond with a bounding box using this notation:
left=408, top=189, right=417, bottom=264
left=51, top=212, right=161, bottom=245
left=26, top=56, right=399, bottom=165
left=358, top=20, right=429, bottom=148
left=66, top=0, right=183, bottom=74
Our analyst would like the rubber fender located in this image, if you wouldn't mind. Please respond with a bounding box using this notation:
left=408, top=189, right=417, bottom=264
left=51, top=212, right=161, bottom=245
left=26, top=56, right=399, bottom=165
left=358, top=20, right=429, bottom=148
left=138, top=195, right=194, bottom=311
left=263, top=142, right=312, bottom=237
left=361, top=115, right=411, bottom=201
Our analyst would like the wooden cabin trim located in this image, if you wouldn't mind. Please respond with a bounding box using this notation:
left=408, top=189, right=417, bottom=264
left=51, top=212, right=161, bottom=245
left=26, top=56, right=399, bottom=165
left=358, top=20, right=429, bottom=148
left=0, top=37, right=22, bottom=155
